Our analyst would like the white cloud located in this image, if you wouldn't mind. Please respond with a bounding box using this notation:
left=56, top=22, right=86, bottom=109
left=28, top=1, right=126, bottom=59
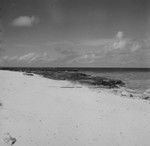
left=74, top=53, right=99, bottom=64
left=113, top=39, right=127, bottom=50
left=72, top=31, right=143, bottom=65
left=2, top=56, right=9, bottom=60
left=74, top=31, right=143, bottom=64
left=130, top=41, right=141, bottom=52
left=113, top=31, right=127, bottom=50
left=1, top=31, right=148, bottom=67
left=111, top=31, right=141, bottom=52
left=2, top=55, right=18, bottom=61
left=12, top=16, right=39, bottom=27
left=116, top=31, right=124, bottom=40
left=143, top=36, right=150, bottom=48
left=79, top=31, right=128, bottom=51
left=0, top=52, right=57, bottom=65
left=19, top=53, right=35, bottom=61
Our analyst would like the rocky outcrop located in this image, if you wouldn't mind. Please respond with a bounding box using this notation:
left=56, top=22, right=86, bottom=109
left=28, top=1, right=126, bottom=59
left=31, top=71, right=125, bottom=88
left=142, top=89, right=150, bottom=100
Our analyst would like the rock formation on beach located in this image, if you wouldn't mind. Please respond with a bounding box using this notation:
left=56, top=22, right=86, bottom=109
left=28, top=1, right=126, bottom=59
left=25, top=70, right=125, bottom=89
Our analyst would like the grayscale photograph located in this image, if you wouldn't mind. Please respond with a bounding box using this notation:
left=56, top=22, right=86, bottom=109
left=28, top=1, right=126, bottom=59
left=0, top=0, right=150, bottom=145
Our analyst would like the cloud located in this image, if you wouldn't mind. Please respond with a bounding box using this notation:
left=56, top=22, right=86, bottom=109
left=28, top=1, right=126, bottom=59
left=12, top=16, right=39, bottom=27
left=55, top=50, right=98, bottom=64
left=1, top=53, right=36, bottom=64
left=51, top=32, right=132, bottom=65
left=113, top=39, right=127, bottom=50
left=0, top=20, right=4, bottom=56
left=53, top=46, right=80, bottom=65
left=79, top=31, right=134, bottom=52
left=52, top=32, right=149, bottom=66
left=75, top=53, right=98, bottom=64
left=116, top=31, right=124, bottom=40
left=18, top=52, right=56, bottom=63
left=130, top=41, right=141, bottom=52
left=1, top=52, right=57, bottom=65
left=80, top=39, right=111, bottom=47
left=19, top=53, right=35, bottom=61
left=0, top=41, right=81, bottom=66
left=55, top=47, right=77, bottom=56
left=143, top=36, right=150, bottom=49
left=71, top=31, right=145, bottom=65
left=109, top=31, right=142, bottom=52
left=92, top=32, right=150, bottom=67
left=1, top=32, right=149, bottom=67
left=112, top=31, right=127, bottom=50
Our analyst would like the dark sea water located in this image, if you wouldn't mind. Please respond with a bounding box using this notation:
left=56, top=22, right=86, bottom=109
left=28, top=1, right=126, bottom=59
left=78, top=68, right=150, bottom=92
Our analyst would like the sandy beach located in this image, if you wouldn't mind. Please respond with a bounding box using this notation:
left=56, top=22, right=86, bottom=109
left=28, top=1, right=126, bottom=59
left=1, top=70, right=150, bottom=146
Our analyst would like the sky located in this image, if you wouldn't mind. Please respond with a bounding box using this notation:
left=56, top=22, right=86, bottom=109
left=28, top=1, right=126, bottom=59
left=0, top=0, right=150, bottom=67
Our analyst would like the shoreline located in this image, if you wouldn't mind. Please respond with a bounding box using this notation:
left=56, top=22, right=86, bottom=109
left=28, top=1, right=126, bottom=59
left=5, top=68, right=150, bottom=100
left=1, top=70, right=150, bottom=146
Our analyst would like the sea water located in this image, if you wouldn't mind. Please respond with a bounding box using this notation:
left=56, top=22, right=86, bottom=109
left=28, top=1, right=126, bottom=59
left=79, top=68, right=150, bottom=92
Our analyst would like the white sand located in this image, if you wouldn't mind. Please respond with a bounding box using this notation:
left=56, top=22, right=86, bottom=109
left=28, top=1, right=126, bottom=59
left=0, top=70, right=150, bottom=146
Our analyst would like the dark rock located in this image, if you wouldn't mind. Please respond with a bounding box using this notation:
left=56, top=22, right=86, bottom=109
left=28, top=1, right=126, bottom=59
left=10, top=137, right=17, bottom=145
left=3, top=133, right=17, bottom=145
left=130, top=94, right=133, bottom=97
left=23, top=70, right=125, bottom=89
left=2, top=68, right=126, bottom=89
left=10, top=68, right=125, bottom=88
left=143, top=96, right=150, bottom=100
left=23, top=73, right=34, bottom=76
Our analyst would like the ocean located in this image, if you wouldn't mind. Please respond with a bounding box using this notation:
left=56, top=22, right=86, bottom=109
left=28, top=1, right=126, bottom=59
left=78, top=68, right=150, bottom=92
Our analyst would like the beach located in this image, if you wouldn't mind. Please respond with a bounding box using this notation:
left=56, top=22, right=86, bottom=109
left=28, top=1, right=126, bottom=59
left=1, top=70, right=150, bottom=146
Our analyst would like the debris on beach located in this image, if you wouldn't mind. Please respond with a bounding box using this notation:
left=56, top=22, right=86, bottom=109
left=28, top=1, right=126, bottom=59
left=3, top=133, right=17, bottom=145
left=23, top=72, right=34, bottom=76
left=142, top=89, right=150, bottom=100
left=111, top=87, right=150, bottom=100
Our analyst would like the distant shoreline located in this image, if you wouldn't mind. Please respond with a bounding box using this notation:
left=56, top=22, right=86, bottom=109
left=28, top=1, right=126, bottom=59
left=1, top=67, right=150, bottom=72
